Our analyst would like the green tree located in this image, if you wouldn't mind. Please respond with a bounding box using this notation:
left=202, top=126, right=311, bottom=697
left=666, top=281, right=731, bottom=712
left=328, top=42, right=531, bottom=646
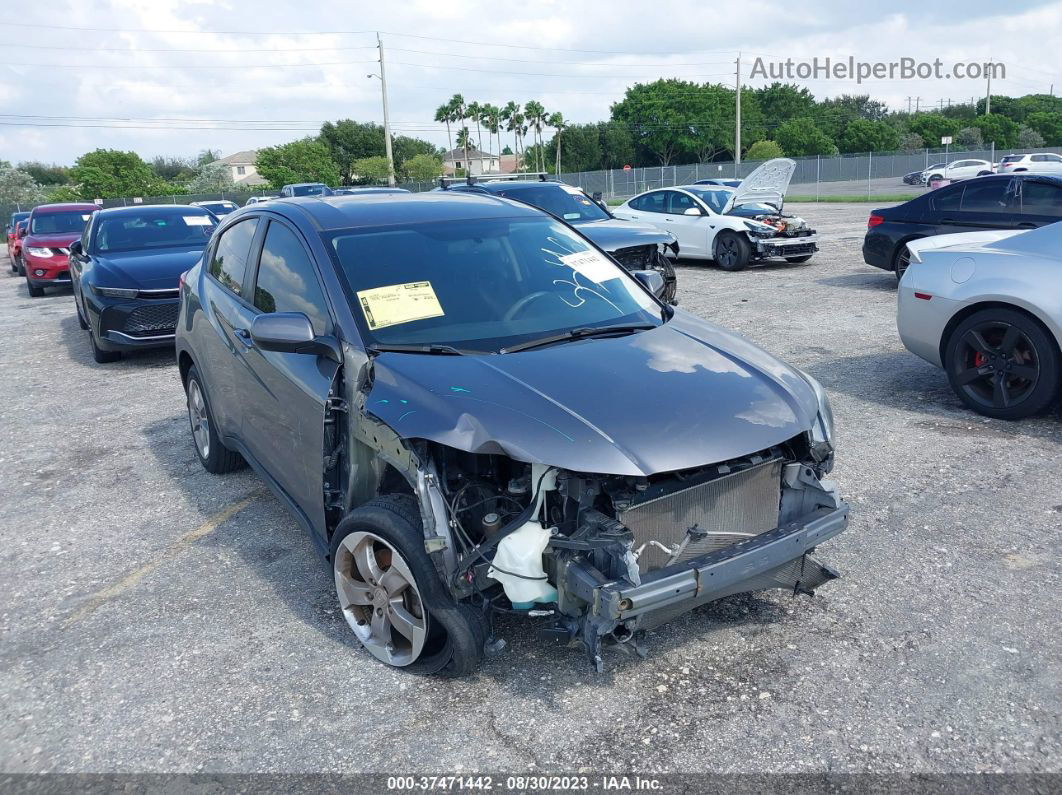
left=187, top=161, right=235, bottom=193
left=434, top=104, right=454, bottom=153
left=318, top=120, right=385, bottom=184
left=481, top=103, right=502, bottom=156
left=598, top=120, right=635, bottom=168
left=1025, top=111, right=1062, bottom=145
left=70, top=149, right=165, bottom=198
left=954, top=126, right=984, bottom=149
left=351, top=156, right=392, bottom=184
left=813, top=94, right=888, bottom=141
left=907, top=114, right=959, bottom=147
left=971, top=114, right=1020, bottom=148
left=611, top=79, right=693, bottom=166
left=17, top=162, right=70, bottom=186
left=754, top=83, right=815, bottom=124
left=197, top=149, right=221, bottom=166
left=839, top=119, right=900, bottom=153
left=0, top=167, right=47, bottom=207
left=524, top=100, right=547, bottom=171
left=150, top=156, right=195, bottom=181
left=392, top=136, right=438, bottom=169
left=775, top=118, right=835, bottom=156
left=1016, top=124, right=1044, bottom=149
left=744, top=140, right=785, bottom=160
left=898, top=132, right=924, bottom=151
left=255, top=139, right=340, bottom=189
left=401, top=153, right=443, bottom=182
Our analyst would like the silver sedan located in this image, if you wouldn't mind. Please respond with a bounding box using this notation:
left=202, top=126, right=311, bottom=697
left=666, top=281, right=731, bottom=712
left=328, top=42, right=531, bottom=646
left=897, top=224, right=1062, bottom=419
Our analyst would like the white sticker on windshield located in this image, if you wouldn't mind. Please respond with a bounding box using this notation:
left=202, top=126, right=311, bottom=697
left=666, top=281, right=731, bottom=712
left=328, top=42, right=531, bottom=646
left=81, top=214, right=91, bottom=220
left=183, top=215, right=213, bottom=226
left=357, top=281, right=445, bottom=330
left=559, top=250, right=617, bottom=284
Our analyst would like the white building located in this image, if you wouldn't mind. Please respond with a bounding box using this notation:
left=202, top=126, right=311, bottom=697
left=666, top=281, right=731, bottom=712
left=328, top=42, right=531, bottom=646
left=213, top=150, right=269, bottom=187
left=442, top=147, right=501, bottom=176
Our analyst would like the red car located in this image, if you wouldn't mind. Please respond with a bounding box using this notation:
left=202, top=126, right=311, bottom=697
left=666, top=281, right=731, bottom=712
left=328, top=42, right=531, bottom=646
left=7, top=211, right=30, bottom=269
left=22, top=203, right=98, bottom=297
left=9, top=219, right=29, bottom=274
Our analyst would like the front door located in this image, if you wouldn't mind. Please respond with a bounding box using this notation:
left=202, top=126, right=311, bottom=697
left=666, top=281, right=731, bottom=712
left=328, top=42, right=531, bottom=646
left=239, top=217, right=340, bottom=539
left=662, top=190, right=708, bottom=257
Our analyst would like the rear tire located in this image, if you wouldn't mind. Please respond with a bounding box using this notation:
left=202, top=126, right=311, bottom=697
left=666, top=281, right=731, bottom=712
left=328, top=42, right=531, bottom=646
left=330, top=495, right=486, bottom=677
left=944, top=308, right=1061, bottom=420
left=185, top=365, right=244, bottom=472
left=894, top=243, right=917, bottom=282
left=714, top=231, right=751, bottom=271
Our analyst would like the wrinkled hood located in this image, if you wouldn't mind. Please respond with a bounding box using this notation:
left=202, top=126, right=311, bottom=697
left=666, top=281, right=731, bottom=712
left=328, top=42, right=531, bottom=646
left=25, top=232, right=80, bottom=248
left=366, top=312, right=818, bottom=476
left=94, top=246, right=205, bottom=290
left=574, top=217, right=676, bottom=252
left=723, top=158, right=797, bottom=214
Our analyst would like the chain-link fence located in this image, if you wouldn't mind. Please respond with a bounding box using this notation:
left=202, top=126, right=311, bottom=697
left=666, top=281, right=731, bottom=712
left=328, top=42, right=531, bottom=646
left=6, top=144, right=1061, bottom=222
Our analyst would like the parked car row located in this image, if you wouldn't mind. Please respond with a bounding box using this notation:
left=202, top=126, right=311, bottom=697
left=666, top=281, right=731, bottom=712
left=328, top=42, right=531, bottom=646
left=9, top=186, right=849, bottom=676
left=900, top=152, right=1062, bottom=187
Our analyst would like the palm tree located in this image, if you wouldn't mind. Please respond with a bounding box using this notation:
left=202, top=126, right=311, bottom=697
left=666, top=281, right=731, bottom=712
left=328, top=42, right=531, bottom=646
left=512, top=111, right=526, bottom=168
left=524, top=101, right=546, bottom=172
left=482, top=103, right=502, bottom=169
left=501, top=102, right=520, bottom=166
left=434, top=103, right=453, bottom=154
left=455, top=126, right=472, bottom=172
left=548, top=112, right=566, bottom=175
left=448, top=94, right=468, bottom=169
left=467, top=101, right=483, bottom=152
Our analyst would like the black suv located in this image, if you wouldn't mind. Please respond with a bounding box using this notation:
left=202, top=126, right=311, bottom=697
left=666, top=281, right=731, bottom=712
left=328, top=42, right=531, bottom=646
left=176, top=192, right=846, bottom=675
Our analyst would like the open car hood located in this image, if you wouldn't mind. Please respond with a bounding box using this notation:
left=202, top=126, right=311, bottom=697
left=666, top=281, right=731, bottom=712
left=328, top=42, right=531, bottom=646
left=723, top=158, right=797, bottom=214
left=365, top=312, right=819, bottom=477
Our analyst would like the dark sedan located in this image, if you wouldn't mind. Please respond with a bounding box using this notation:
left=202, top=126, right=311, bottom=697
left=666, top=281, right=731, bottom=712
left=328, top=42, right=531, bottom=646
left=862, top=174, right=1062, bottom=281
left=441, top=178, right=679, bottom=303
left=70, top=205, right=218, bottom=362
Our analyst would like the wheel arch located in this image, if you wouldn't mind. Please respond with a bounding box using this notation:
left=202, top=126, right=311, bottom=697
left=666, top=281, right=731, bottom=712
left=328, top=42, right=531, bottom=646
left=891, top=234, right=928, bottom=271
left=178, top=350, right=195, bottom=387
left=938, top=300, right=1062, bottom=365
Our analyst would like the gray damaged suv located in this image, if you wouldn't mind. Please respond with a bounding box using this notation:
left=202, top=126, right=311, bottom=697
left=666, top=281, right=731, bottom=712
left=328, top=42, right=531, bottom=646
left=175, top=192, right=848, bottom=675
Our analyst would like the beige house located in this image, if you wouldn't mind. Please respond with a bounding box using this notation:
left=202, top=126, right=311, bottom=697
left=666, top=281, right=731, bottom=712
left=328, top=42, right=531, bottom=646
left=214, top=150, right=269, bottom=187
left=442, top=147, right=520, bottom=176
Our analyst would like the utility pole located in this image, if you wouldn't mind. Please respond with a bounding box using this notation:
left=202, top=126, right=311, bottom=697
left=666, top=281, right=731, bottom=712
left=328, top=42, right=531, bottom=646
left=377, top=33, right=396, bottom=186
left=734, top=53, right=742, bottom=172
left=914, top=97, right=921, bottom=113
left=985, top=59, right=992, bottom=115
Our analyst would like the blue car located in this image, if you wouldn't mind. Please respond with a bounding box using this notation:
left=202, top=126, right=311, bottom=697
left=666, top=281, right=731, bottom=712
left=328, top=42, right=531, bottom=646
left=70, top=204, right=218, bottom=362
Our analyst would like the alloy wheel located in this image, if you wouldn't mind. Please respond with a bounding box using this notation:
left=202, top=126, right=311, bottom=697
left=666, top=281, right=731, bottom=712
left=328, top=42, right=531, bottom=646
left=334, top=531, right=427, bottom=666
left=187, top=380, right=211, bottom=459
left=950, top=321, right=1040, bottom=411
left=895, top=246, right=912, bottom=281
left=716, top=238, right=738, bottom=268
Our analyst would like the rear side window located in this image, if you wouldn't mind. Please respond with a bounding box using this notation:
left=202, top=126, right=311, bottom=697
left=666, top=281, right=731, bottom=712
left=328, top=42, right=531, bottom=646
left=959, top=181, right=1013, bottom=213
left=630, top=192, right=667, bottom=213
left=668, top=192, right=699, bottom=214
left=252, top=222, right=331, bottom=334
left=209, top=218, right=259, bottom=297
left=1021, top=182, right=1062, bottom=216
left=1001, top=155, right=1024, bottom=164
left=932, top=185, right=964, bottom=212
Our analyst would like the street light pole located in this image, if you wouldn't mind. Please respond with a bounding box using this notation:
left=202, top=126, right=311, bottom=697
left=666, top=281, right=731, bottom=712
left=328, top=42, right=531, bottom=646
left=377, top=33, right=396, bottom=186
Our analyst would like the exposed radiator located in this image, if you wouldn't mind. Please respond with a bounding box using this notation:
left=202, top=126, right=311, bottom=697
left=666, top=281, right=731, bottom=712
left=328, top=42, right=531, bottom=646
left=618, top=459, right=783, bottom=573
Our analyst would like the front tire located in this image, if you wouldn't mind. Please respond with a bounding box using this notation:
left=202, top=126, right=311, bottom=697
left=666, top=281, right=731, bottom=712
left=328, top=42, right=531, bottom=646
left=26, top=280, right=44, bottom=298
left=16, top=255, right=25, bottom=276
left=185, top=365, right=243, bottom=472
left=714, top=231, right=751, bottom=271
left=944, top=308, right=1061, bottom=420
left=330, top=495, right=487, bottom=676
left=75, top=293, right=89, bottom=330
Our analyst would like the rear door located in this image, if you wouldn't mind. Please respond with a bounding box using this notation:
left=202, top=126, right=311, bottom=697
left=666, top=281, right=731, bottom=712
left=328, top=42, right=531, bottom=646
left=240, top=217, right=340, bottom=538
left=1018, top=178, right=1062, bottom=226
left=614, top=191, right=668, bottom=224
left=195, top=216, right=263, bottom=441
left=926, top=179, right=1020, bottom=234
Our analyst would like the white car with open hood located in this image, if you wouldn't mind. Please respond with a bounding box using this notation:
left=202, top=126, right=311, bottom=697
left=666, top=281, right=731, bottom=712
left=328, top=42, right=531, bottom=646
left=612, top=158, right=817, bottom=271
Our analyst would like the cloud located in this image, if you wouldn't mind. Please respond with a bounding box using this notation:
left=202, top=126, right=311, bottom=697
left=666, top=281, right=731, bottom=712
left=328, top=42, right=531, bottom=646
left=1, top=0, right=1058, bottom=164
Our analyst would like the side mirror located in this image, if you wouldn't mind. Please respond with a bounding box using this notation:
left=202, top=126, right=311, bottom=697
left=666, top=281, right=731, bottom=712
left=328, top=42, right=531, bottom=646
left=250, top=312, right=341, bottom=361
left=631, top=269, right=665, bottom=299
left=683, top=207, right=703, bottom=216
left=69, top=240, right=83, bottom=257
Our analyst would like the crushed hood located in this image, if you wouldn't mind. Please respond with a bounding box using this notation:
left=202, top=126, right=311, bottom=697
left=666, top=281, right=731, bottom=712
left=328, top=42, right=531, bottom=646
left=365, top=312, right=819, bottom=477
left=574, top=218, right=676, bottom=252
left=723, top=158, right=797, bottom=214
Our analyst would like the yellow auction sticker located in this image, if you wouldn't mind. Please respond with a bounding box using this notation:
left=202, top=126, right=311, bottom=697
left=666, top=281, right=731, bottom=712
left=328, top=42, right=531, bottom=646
left=356, top=281, right=445, bottom=330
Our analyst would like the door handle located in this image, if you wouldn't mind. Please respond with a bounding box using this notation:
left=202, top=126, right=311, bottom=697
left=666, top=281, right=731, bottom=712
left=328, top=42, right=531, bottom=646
left=664, top=217, right=674, bottom=221
left=233, top=327, right=254, bottom=347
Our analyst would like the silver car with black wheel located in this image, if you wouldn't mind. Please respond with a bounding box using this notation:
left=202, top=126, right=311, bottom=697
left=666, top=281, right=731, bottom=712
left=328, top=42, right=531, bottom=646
left=898, top=224, right=1062, bottom=419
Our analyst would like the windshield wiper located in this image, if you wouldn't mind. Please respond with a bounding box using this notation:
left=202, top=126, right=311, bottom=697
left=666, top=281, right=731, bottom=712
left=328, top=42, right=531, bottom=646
left=368, top=343, right=475, bottom=356
left=500, top=323, right=656, bottom=354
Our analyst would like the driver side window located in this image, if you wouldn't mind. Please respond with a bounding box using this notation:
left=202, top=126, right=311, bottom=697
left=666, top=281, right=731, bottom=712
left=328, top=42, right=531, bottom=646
left=668, top=192, right=699, bottom=214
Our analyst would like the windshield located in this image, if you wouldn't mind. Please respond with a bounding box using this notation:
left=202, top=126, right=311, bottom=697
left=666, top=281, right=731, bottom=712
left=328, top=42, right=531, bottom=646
left=328, top=216, right=661, bottom=354
left=31, top=211, right=92, bottom=235
left=494, top=184, right=610, bottom=223
left=197, top=202, right=235, bottom=214
left=94, top=210, right=217, bottom=253
left=683, top=187, right=733, bottom=214
left=292, top=184, right=329, bottom=196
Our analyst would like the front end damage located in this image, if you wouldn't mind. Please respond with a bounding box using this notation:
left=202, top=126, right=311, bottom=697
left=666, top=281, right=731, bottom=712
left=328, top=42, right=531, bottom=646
left=341, top=372, right=847, bottom=670
left=740, top=212, right=819, bottom=260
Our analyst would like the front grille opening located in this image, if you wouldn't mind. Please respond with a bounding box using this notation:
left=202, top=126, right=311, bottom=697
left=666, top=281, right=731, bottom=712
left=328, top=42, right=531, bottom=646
left=123, top=303, right=179, bottom=336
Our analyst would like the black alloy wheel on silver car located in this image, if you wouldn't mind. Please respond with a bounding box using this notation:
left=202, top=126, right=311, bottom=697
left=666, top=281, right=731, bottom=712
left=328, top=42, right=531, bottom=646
left=330, top=495, right=486, bottom=676
left=714, top=231, right=751, bottom=271
left=945, top=308, right=1061, bottom=420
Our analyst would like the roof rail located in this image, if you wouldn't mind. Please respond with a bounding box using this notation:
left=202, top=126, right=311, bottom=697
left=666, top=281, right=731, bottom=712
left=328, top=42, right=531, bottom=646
left=438, top=172, right=549, bottom=189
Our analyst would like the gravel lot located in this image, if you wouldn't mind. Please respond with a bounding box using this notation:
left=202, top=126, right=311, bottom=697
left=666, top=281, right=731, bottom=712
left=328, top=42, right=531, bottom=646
left=0, top=203, right=1059, bottom=775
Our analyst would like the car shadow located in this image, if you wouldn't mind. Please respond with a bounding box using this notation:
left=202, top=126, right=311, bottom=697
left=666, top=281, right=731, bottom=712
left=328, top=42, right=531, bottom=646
left=815, top=272, right=897, bottom=292
left=674, top=257, right=814, bottom=274
left=806, top=351, right=1062, bottom=439
left=57, top=310, right=176, bottom=370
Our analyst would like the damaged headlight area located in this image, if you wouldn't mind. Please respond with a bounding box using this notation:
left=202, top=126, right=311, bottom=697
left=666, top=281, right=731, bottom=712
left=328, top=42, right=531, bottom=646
left=421, top=435, right=847, bottom=672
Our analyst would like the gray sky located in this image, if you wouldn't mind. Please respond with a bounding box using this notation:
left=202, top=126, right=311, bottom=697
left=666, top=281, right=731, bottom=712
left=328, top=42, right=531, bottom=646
left=1, top=0, right=1058, bottom=165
